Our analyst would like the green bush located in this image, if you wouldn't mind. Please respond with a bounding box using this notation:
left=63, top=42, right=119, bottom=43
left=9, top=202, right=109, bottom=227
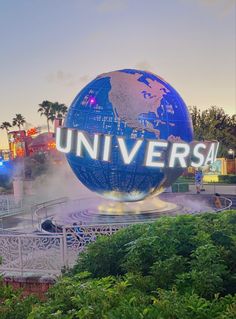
left=72, top=211, right=236, bottom=299
left=71, top=223, right=147, bottom=277
left=176, top=175, right=194, bottom=182
left=24, top=211, right=230, bottom=318
left=171, top=183, right=189, bottom=192
left=28, top=273, right=236, bottom=319
left=218, top=175, right=236, bottom=184
left=1, top=211, right=236, bottom=318
left=0, top=279, right=38, bottom=319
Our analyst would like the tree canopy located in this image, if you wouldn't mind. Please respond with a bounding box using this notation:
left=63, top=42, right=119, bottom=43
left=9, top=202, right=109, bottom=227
left=12, top=114, right=26, bottom=131
left=0, top=121, right=12, bottom=132
left=2, top=210, right=234, bottom=319
left=38, top=100, right=68, bottom=132
left=189, top=106, right=236, bottom=157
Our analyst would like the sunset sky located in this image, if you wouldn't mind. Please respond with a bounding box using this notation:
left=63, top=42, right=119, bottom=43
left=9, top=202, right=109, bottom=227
left=0, top=0, right=235, bottom=147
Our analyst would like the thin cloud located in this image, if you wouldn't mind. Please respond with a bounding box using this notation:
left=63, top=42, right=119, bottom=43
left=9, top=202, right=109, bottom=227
left=45, top=71, right=90, bottom=87
left=97, top=0, right=128, bottom=13
left=46, top=70, right=74, bottom=83
left=192, top=0, right=235, bottom=16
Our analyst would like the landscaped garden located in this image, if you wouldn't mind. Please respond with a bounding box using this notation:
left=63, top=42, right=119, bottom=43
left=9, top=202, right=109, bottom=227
left=1, top=210, right=236, bottom=318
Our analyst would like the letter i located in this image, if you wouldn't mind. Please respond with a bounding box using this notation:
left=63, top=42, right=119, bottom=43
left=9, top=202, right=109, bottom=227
left=103, top=135, right=112, bottom=161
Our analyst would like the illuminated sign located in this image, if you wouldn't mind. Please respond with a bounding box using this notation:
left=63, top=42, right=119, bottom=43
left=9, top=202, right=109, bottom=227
left=27, top=127, right=38, bottom=136
left=8, top=130, right=27, bottom=158
left=56, top=127, right=219, bottom=168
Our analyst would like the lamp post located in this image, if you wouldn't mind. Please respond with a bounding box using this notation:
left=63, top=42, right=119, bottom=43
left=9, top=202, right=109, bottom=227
left=228, top=148, right=235, bottom=159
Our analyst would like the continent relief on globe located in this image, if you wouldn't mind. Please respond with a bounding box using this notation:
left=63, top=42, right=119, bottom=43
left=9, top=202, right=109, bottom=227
left=99, top=71, right=171, bottom=138
left=63, top=69, right=195, bottom=201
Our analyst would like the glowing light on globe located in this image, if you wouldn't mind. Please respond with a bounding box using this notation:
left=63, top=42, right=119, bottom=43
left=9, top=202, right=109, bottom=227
left=65, top=69, right=193, bottom=201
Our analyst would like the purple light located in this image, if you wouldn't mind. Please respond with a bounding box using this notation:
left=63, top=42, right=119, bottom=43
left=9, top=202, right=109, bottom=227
left=89, top=96, right=96, bottom=105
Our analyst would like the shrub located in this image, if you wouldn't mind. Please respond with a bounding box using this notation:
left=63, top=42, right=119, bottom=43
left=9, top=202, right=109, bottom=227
left=1, top=210, right=236, bottom=318
left=218, top=175, right=236, bottom=184
left=73, top=211, right=236, bottom=299
left=0, top=279, right=38, bottom=319
left=71, top=223, right=147, bottom=277
left=28, top=274, right=236, bottom=319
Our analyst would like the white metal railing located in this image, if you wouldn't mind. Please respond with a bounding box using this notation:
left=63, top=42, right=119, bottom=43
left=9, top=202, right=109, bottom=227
left=0, top=195, right=24, bottom=229
left=0, top=223, right=125, bottom=276
left=0, top=195, right=23, bottom=216
left=0, top=194, right=233, bottom=276
left=188, top=182, right=236, bottom=196
left=32, top=197, right=68, bottom=230
left=0, top=232, right=64, bottom=275
left=213, top=196, right=232, bottom=212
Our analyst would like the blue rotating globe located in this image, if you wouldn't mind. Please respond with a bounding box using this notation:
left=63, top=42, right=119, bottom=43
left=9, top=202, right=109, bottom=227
left=65, top=69, right=193, bottom=201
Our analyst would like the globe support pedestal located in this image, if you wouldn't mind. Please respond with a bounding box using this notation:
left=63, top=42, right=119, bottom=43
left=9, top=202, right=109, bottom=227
left=98, top=197, right=177, bottom=215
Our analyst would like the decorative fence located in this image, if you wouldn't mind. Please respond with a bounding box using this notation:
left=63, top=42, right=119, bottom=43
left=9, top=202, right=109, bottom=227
left=0, top=195, right=23, bottom=215
left=0, top=195, right=24, bottom=228
left=0, top=224, right=126, bottom=276
left=212, top=196, right=232, bottom=212
left=0, top=194, right=233, bottom=277
left=0, top=232, right=64, bottom=275
left=32, top=197, right=68, bottom=230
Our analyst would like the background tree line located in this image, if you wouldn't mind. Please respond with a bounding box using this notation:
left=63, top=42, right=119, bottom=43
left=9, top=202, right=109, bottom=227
left=189, top=106, right=236, bottom=157
left=0, top=101, right=68, bottom=134
left=1, top=104, right=235, bottom=158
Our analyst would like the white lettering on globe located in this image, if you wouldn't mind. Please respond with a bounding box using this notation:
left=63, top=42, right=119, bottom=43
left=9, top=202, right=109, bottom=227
left=56, top=127, right=219, bottom=168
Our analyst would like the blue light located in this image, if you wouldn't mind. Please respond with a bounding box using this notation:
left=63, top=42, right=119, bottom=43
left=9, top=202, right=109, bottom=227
left=0, top=156, right=4, bottom=167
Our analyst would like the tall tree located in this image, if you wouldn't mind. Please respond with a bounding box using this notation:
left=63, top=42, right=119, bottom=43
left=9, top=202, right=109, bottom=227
left=54, top=102, right=67, bottom=119
left=189, top=106, right=236, bottom=157
left=12, top=114, right=26, bottom=131
left=49, top=102, right=68, bottom=123
left=0, top=121, right=12, bottom=132
left=38, top=100, right=53, bottom=133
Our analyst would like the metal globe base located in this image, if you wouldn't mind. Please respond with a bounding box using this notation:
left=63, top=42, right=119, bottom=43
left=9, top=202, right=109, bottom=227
left=51, top=196, right=181, bottom=226
left=98, top=197, right=177, bottom=215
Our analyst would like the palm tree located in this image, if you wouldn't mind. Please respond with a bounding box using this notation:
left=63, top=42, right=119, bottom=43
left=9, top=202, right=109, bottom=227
left=55, top=103, right=68, bottom=119
left=38, top=100, right=53, bottom=133
left=12, top=114, right=26, bottom=131
left=0, top=121, right=12, bottom=133
left=51, top=102, right=68, bottom=119
left=48, top=102, right=68, bottom=127
left=0, top=122, right=12, bottom=152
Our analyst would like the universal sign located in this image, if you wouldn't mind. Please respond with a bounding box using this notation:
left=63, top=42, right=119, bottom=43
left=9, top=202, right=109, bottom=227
left=56, top=127, right=219, bottom=168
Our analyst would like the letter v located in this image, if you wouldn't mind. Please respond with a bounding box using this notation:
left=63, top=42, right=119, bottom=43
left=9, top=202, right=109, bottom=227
left=117, top=137, right=143, bottom=164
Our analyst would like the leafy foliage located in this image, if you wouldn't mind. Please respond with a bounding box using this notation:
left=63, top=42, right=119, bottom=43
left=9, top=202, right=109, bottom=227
left=38, top=100, right=67, bottom=132
left=72, top=223, right=147, bottom=277
left=27, top=273, right=236, bottom=319
left=0, top=121, right=12, bottom=132
left=0, top=279, right=38, bottom=319
left=12, top=114, right=26, bottom=130
left=72, top=211, right=236, bottom=299
left=189, top=106, right=236, bottom=157
left=1, top=211, right=236, bottom=318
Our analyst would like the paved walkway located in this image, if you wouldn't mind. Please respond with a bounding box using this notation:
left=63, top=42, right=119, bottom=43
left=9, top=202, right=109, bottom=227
left=188, top=183, right=236, bottom=195
left=1, top=184, right=235, bottom=232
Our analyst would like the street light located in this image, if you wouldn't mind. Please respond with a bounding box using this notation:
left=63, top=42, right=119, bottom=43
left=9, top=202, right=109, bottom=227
left=228, top=149, right=235, bottom=159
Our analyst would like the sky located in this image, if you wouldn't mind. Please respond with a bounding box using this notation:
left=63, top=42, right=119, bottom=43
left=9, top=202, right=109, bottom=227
left=0, top=0, right=235, bottom=148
